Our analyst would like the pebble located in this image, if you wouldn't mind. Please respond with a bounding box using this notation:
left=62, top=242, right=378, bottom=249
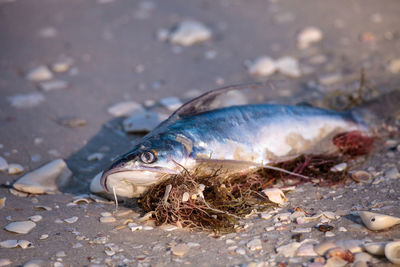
left=169, top=20, right=212, bottom=46
left=28, top=215, right=43, bottom=222
left=100, top=216, right=116, bottom=223
left=275, top=57, right=301, bottom=77
left=52, top=58, right=73, bottom=73
left=388, top=59, right=400, bottom=73
left=64, top=216, right=78, bottom=224
left=8, top=93, right=45, bottom=108
left=319, top=73, right=342, bottom=86
left=13, top=159, right=72, bottom=194
left=87, top=153, right=104, bottom=161
left=297, top=26, right=323, bottom=49
left=123, top=111, right=168, bottom=133
left=0, top=156, right=8, bottom=171
left=385, top=167, right=400, bottom=179
left=159, top=97, right=182, bottom=111
left=40, top=234, right=49, bottom=240
left=26, top=65, right=53, bottom=82
left=107, top=101, right=144, bottom=117
left=247, top=238, right=262, bottom=251
left=247, top=57, right=276, bottom=77
left=171, top=243, right=190, bottom=256
left=0, top=240, right=32, bottom=249
left=276, top=242, right=301, bottom=257
left=39, top=80, right=68, bottom=91
left=4, top=221, right=36, bottom=234
left=338, top=227, right=347, bottom=232
left=0, top=259, right=12, bottom=266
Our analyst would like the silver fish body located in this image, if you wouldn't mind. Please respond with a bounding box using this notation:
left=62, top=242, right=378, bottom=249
left=101, top=103, right=367, bottom=198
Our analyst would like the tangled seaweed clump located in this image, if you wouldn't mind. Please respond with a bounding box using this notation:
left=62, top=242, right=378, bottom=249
left=139, top=131, right=375, bottom=233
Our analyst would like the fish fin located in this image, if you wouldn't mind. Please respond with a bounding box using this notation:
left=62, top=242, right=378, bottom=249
left=195, top=158, right=259, bottom=172
left=169, top=81, right=279, bottom=120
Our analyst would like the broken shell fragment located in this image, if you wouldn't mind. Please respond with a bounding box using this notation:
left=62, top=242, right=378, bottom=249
left=262, top=188, right=287, bottom=205
left=358, top=211, right=400, bottom=231
left=351, top=171, right=372, bottom=183
left=0, top=239, right=32, bottom=249
left=363, top=242, right=386, bottom=256
left=385, top=241, right=400, bottom=265
left=327, top=247, right=355, bottom=263
left=13, top=159, right=72, bottom=194
left=4, top=221, right=36, bottom=234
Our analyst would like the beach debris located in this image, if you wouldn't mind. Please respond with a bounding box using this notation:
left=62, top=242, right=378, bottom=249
left=159, top=97, right=182, bottom=111
left=385, top=241, right=400, bottom=265
left=0, top=240, right=32, bottom=249
left=7, top=163, right=24, bottom=175
left=275, top=56, right=301, bottom=77
left=276, top=242, right=301, bottom=257
left=297, top=243, right=317, bottom=257
left=171, top=243, right=190, bottom=256
left=28, top=215, right=43, bottom=222
left=169, top=20, right=212, bottom=46
left=314, top=241, right=337, bottom=256
left=262, top=188, right=287, bottom=205
left=25, top=65, right=53, bottom=82
left=4, top=221, right=36, bottom=234
left=297, top=26, right=323, bottom=49
left=107, top=101, right=144, bottom=117
left=64, top=216, right=78, bottom=224
left=327, top=247, right=355, bottom=262
left=13, top=159, right=72, bottom=194
left=363, top=242, right=386, bottom=256
left=351, top=171, right=372, bottom=183
left=8, top=93, right=45, bottom=108
left=247, top=57, right=276, bottom=77
left=0, top=156, right=8, bottom=171
left=39, top=80, right=68, bottom=91
left=358, top=211, right=400, bottom=230
left=123, top=111, right=168, bottom=133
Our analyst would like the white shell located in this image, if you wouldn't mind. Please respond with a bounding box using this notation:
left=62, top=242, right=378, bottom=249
left=363, top=242, right=386, bottom=256
left=64, top=216, right=78, bottom=224
left=262, top=188, right=287, bottom=205
left=385, top=241, right=400, bottom=265
left=358, top=211, right=400, bottom=231
left=13, top=159, right=72, bottom=194
left=0, top=239, right=32, bottom=249
left=4, top=221, right=36, bottom=234
left=276, top=242, right=301, bottom=257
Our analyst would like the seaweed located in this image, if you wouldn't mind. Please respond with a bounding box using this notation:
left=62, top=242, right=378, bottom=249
left=139, top=131, right=374, bottom=233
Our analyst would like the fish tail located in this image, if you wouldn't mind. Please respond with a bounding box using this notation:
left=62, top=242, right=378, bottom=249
left=351, top=89, right=400, bottom=128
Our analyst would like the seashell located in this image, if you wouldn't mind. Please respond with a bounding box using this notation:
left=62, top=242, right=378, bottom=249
left=324, top=256, right=348, bottom=267
left=34, top=205, right=52, bottom=211
left=13, top=159, right=72, bottom=194
left=351, top=171, right=372, bottom=183
left=327, top=247, right=355, bottom=262
left=385, top=241, right=400, bottom=265
left=353, top=252, right=372, bottom=263
left=0, top=239, right=32, bottom=249
left=314, top=241, right=337, bottom=256
left=363, top=242, right=386, bottom=256
left=296, top=243, right=318, bottom=257
left=4, top=221, right=36, bottom=234
left=358, top=211, right=400, bottom=231
left=64, top=216, right=78, bottom=224
left=72, top=198, right=91, bottom=205
left=28, top=215, right=42, bottom=222
left=276, top=242, right=301, bottom=257
left=335, top=240, right=364, bottom=253
left=262, top=188, right=287, bottom=205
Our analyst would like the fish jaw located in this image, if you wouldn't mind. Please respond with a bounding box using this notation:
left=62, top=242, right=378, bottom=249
left=101, top=166, right=179, bottom=198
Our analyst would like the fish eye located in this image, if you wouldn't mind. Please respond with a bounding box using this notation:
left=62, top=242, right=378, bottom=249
left=140, top=151, right=156, bottom=164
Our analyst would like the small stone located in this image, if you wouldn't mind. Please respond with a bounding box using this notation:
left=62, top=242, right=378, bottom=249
left=338, top=227, right=347, bottom=232
left=276, top=242, right=301, bottom=257
left=7, top=163, right=24, bottom=175
left=169, top=20, right=212, bottom=46
left=29, top=215, right=43, bottom=222
left=107, top=101, right=144, bottom=117
left=52, top=59, right=73, bottom=73
left=0, top=156, right=8, bottom=171
left=26, top=65, right=53, bottom=82
left=123, top=111, right=168, bottom=133
left=64, top=216, right=78, bottom=224
left=297, top=26, right=323, bottom=49
left=87, top=153, right=104, bottom=161
left=40, top=234, right=49, bottom=240
left=100, top=216, right=116, bottom=223
left=171, top=243, right=190, bottom=256
left=385, top=167, right=400, bottom=179
left=4, top=221, right=36, bottom=234
left=247, top=238, right=262, bottom=251
left=13, top=159, right=72, bottom=194
left=0, top=258, right=12, bottom=266
left=248, top=57, right=276, bottom=77
left=38, top=80, right=68, bottom=91
left=319, top=73, right=342, bottom=86
left=159, top=97, right=182, bottom=111
left=388, top=59, right=400, bottom=74
left=58, top=117, right=87, bottom=128
left=275, top=57, right=301, bottom=77
left=8, top=93, right=45, bottom=108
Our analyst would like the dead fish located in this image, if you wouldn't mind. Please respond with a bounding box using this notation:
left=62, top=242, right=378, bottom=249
left=101, top=84, right=397, bottom=198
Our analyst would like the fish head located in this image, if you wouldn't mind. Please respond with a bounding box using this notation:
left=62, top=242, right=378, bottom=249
left=101, top=135, right=189, bottom=198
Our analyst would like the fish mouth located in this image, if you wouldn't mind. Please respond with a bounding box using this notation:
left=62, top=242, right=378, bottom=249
left=101, top=166, right=178, bottom=198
